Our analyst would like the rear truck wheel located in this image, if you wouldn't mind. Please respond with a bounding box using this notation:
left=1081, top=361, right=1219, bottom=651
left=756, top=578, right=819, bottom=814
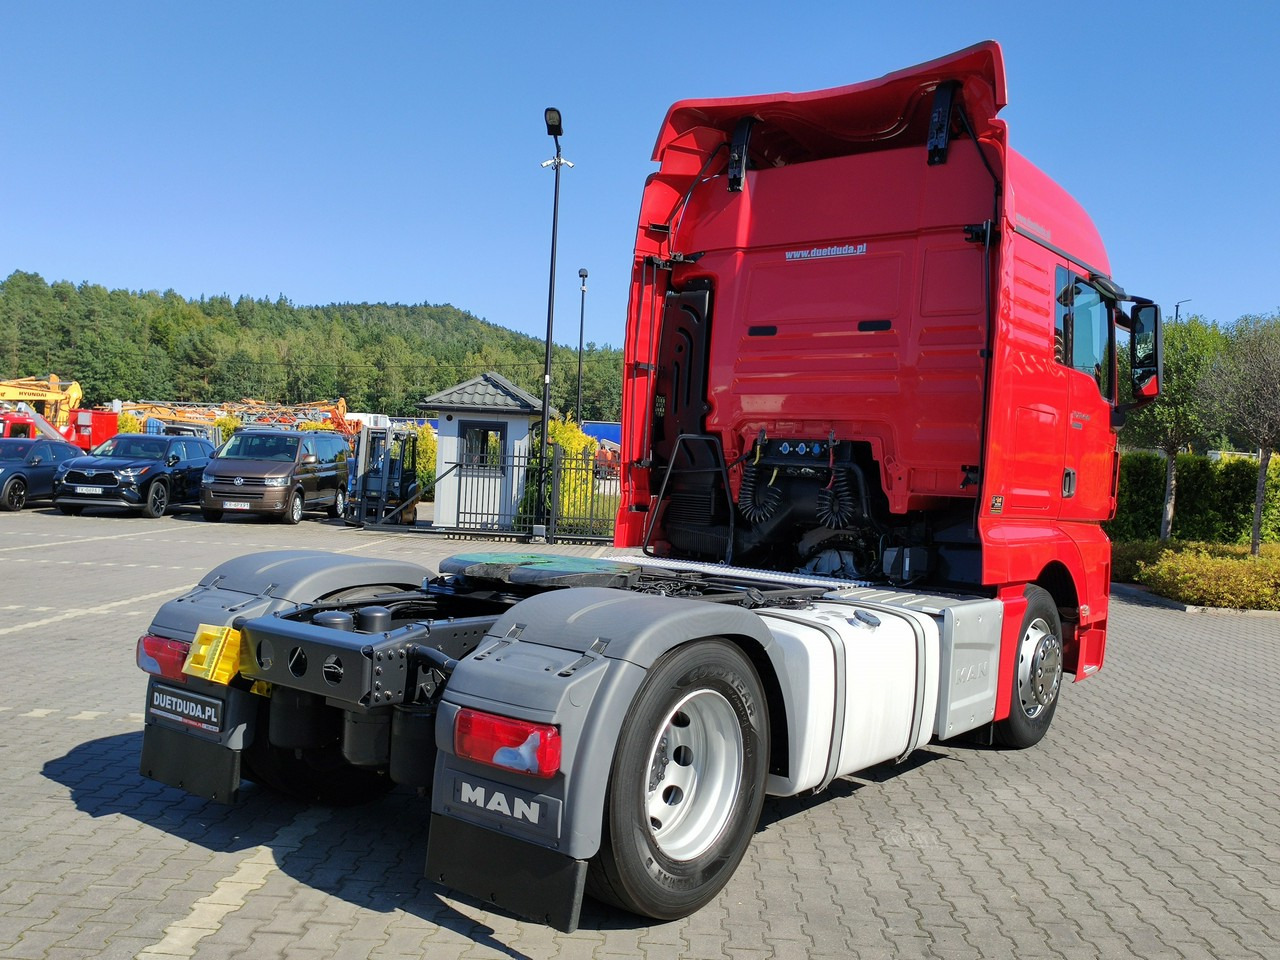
left=328, top=487, right=346, bottom=519
left=1, top=477, right=27, bottom=511
left=142, top=480, right=169, bottom=518
left=588, top=639, right=769, bottom=921
left=993, top=584, right=1064, bottom=749
left=201, top=508, right=223, bottom=522
left=282, top=490, right=303, bottom=525
left=241, top=699, right=393, bottom=806
left=57, top=503, right=82, bottom=516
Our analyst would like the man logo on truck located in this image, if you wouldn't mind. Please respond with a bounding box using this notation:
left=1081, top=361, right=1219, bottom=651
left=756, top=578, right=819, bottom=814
left=459, top=781, right=542, bottom=825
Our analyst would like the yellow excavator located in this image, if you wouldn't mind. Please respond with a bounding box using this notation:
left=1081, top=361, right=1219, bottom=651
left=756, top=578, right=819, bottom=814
left=0, top=375, right=83, bottom=427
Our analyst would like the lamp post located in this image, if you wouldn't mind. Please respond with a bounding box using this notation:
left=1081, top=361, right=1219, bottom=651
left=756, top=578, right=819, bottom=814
left=576, top=267, right=588, bottom=421
left=538, top=107, right=572, bottom=529
left=1174, top=298, right=1191, bottom=322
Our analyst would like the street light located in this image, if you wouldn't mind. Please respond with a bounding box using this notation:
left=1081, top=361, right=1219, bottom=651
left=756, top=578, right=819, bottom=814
left=576, top=267, right=588, bottom=421
left=1174, top=298, right=1191, bottom=322
left=538, top=107, right=573, bottom=529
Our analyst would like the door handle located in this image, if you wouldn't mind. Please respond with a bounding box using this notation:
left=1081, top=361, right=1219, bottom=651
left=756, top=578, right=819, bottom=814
left=1062, top=468, right=1077, bottom=498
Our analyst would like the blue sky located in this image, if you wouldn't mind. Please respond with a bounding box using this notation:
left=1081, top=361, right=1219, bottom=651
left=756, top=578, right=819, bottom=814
left=2, top=2, right=1276, bottom=353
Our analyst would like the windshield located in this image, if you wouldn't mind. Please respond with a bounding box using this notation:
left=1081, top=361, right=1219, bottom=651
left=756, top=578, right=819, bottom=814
left=0, top=441, right=35, bottom=461
left=217, top=434, right=299, bottom=461
left=91, top=436, right=168, bottom=459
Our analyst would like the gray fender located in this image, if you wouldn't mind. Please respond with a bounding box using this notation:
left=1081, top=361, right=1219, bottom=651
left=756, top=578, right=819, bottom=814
left=147, top=549, right=432, bottom=642
left=434, top=587, right=777, bottom=860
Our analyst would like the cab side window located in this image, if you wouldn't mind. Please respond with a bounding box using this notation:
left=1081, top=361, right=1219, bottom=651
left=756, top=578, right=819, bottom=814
left=1054, top=266, right=1112, bottom=399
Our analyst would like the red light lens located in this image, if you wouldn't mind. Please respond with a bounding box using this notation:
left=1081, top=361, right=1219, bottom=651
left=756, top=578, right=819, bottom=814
left=455, top=708, right=561, bottom=778
left=136, top=634, right=191, bottom=682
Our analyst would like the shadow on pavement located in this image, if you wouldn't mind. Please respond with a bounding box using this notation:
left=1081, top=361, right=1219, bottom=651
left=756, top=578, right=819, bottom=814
left=42, top=733, right=956, bottom=949
left=42, top=733, right=534, bottom=955
left=1109, top=582, right=1190, bottom=611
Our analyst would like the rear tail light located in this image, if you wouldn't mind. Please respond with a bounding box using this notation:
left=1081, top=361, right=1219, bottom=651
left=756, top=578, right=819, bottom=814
left=137, top=634, right=190, bottom=682
left=455, top=708, right=561, bottom=778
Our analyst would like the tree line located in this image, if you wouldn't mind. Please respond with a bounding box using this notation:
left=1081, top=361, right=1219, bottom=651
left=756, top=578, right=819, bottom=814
left=0, top=270, right=624, bottom=422
left=1123, top=311, right=1280, bottom=555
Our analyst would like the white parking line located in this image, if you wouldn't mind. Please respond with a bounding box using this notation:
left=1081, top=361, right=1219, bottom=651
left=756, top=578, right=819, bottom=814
left=0, top=587, right=189, bottom=636
left=135, top=809, right=331, bottom=959
left=0, top=529, right=166, bottom=552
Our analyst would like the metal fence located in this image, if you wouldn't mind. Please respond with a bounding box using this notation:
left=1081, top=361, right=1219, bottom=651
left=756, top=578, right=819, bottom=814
left=449, top=445, right=617, bottom=542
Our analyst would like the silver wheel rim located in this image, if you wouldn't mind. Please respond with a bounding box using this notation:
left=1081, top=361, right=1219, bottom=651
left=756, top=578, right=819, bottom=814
left=645, top=688, right=742, bottom=861
left=1016, top=617, right=1062, bottom=719
left=291, top=496, right=302, bottom=521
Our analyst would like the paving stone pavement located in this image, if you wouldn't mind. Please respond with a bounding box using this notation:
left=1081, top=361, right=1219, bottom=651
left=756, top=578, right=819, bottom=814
left=0, top=507, right=1277, bottom=959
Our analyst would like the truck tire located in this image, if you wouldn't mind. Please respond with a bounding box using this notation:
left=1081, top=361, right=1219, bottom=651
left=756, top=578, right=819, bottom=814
left=588, top=639, right=768, bottom=920
left=1, top=477, right=26, bottom=511
left=282, top=491, right=303, bottom=525
left=201, top=508, right=223, bottom=523
left=141, top=480, right=169, bottom=518
left=993, top=584, right=1063, bottom=749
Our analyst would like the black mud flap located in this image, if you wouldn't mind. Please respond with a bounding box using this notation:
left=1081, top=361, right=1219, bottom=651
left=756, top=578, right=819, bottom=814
left=425, top=814, right=588, bottom=933
left=139, top=723, right=242, bottom=804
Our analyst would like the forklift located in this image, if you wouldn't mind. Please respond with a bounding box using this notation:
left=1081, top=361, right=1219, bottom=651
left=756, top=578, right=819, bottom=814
left=345, top=423, right=420, bottom=527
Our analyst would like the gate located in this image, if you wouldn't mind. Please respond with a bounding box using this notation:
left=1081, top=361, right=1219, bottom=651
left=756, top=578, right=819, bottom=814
left=448, top=444, right=617, bottom=542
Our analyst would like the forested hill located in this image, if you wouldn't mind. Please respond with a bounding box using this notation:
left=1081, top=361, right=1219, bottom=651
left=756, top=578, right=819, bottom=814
left=0, top=270, right=623, bottom=420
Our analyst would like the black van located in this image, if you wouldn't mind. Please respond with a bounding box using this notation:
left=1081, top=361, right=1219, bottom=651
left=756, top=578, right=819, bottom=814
left=200, top=429, right=350, bottom=524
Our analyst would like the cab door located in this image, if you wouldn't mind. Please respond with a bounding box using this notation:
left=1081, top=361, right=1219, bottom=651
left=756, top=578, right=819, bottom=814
left=1055, top=268, right=1119, bottom=522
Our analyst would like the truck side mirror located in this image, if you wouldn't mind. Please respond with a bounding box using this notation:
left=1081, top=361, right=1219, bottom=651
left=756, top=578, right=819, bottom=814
left=1113, top=302, right=1163, bottom=428
left=1130, top=303, right=1162, bottom=403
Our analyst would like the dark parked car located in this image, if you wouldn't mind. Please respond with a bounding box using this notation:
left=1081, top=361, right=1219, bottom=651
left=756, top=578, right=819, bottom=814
left=53, top=434, right=214, bottom=518
left=200, top=428, right=350, bottom=524
left=0, top=437, right=83, bottom=511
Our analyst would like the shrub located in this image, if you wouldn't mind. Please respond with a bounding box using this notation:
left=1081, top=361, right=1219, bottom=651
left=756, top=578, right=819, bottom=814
left=416, top=423, right=437, bottom=501
left=115, top=412, right=142, bottom=435
left=515, top=418, right=615, bottom=535
left=1108, top=452, right=1164, bottom=541
left=214, top=415, right=240, bottom=444
left=1138, top=548, right=1280, bottom=610
left=1111, top=540, right=1165, bottom=583
left=1109, top=451, right=1280, bottom=546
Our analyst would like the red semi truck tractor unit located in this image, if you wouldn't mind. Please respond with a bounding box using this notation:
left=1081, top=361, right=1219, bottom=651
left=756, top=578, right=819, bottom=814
left=134, top=42, right=1162, bottom=932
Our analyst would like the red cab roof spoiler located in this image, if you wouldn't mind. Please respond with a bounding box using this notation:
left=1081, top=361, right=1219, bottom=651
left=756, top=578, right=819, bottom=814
left=653, top=41, right=1006, bottom=166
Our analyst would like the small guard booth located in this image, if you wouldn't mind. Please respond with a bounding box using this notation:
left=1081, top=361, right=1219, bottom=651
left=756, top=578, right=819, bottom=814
left=418, top=372, right=554, bottom=532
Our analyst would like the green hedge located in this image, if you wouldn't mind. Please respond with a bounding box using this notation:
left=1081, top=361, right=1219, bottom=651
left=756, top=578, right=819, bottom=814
left=1140, top=546, right=1280, bottom=610
left=1108, top=452, right=1280, bottom=545
left=1112, top=540, right=1280, bottom=610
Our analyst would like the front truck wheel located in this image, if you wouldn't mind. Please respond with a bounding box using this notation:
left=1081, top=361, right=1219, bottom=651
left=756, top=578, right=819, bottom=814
left=588, top=639, right=769, bottom=920
left=993, top=584, right=1064, bottom=748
